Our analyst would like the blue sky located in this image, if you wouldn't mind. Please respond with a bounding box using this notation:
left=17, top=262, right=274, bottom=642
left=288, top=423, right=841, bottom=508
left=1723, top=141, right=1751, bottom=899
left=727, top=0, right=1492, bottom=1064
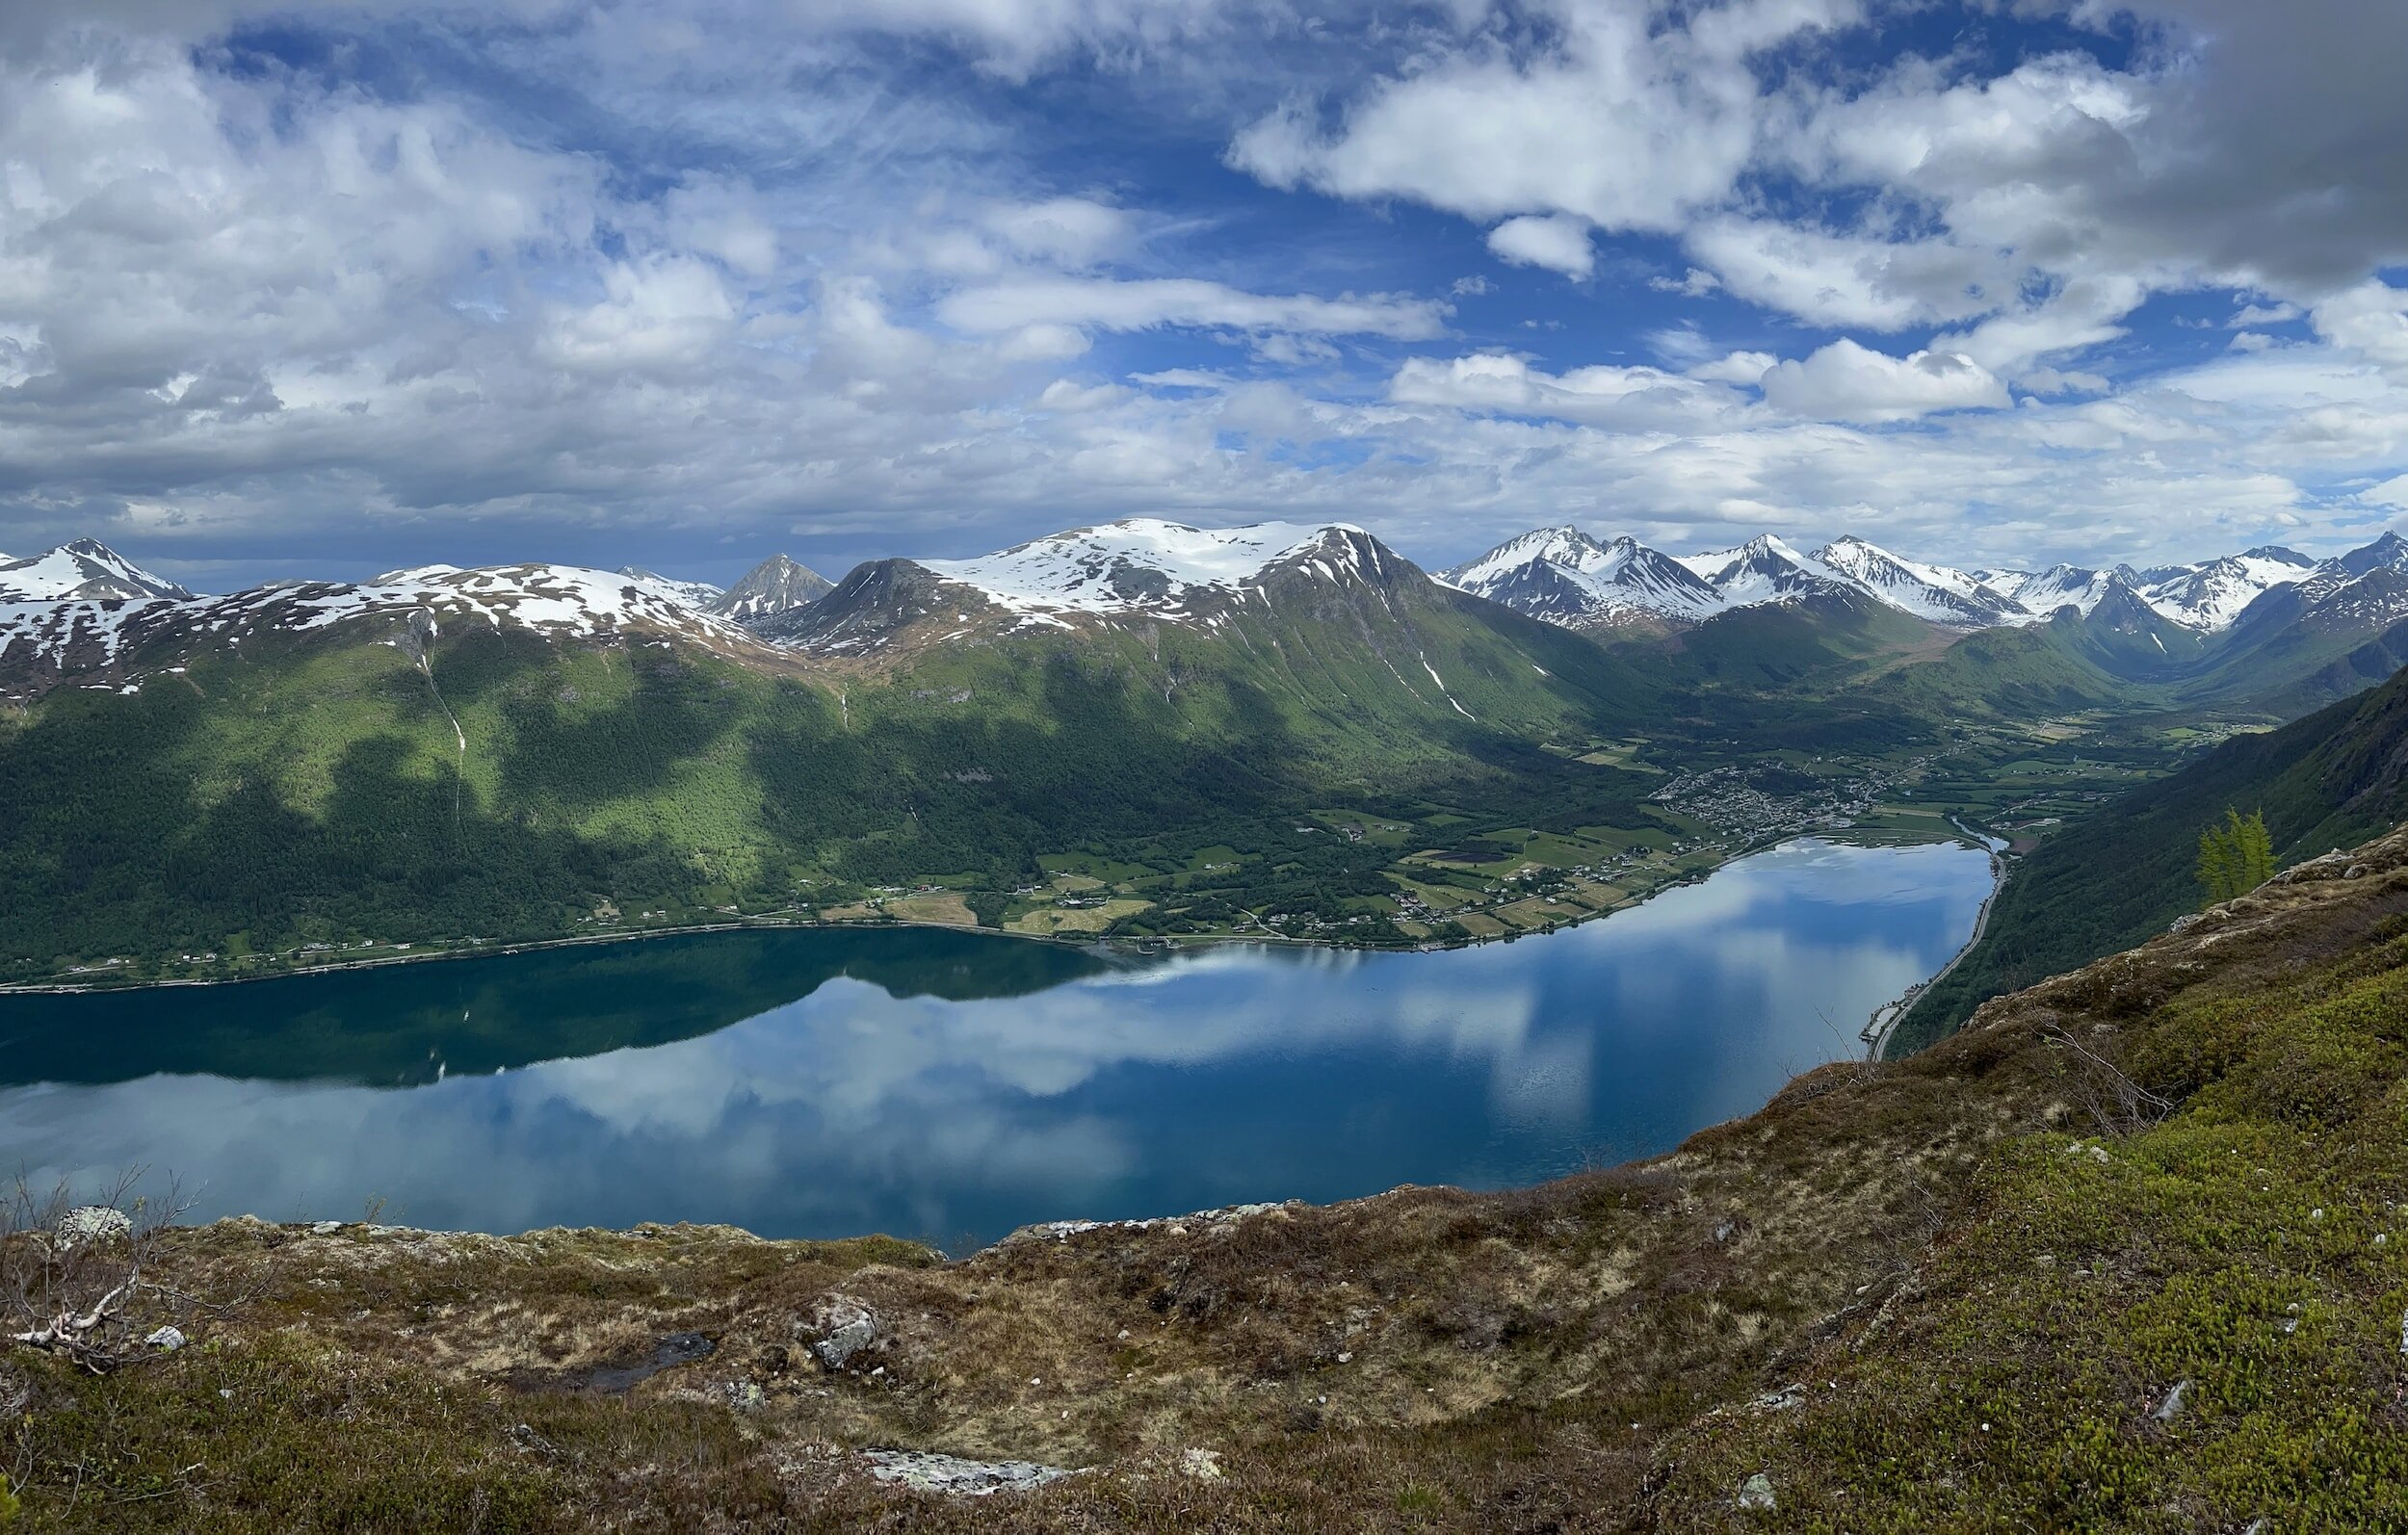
left=2, top=0, right=2406, bottom=591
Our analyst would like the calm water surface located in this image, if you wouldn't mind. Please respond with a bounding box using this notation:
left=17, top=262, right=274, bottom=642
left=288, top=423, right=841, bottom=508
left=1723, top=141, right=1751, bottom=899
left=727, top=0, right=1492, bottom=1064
left=0, top=839, right=1990, bottom=1249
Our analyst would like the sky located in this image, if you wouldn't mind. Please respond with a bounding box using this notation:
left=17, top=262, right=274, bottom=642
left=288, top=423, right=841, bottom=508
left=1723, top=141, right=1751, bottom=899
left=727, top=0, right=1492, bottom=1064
left=3, top=0, right=2408, bottom=591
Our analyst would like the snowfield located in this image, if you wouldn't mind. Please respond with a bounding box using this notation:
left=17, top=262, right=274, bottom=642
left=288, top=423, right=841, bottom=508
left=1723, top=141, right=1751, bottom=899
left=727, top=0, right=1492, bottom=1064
left=918, top=519, right=1373, bottom=617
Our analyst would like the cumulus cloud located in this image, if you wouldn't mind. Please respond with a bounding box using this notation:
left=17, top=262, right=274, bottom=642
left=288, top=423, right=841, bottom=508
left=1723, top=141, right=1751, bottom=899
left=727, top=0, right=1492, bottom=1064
left=2, top=0, right=2406, bottom=582
left=1687, top=351, right=1777, bottom=386
left=2312, top=280, right=2408, bottom=379
left=1760, top=340, right=2012, bottom=424
left=1229, top=0, right=1857, bottom=233
left=1485, top=215, right=1594, bottom=278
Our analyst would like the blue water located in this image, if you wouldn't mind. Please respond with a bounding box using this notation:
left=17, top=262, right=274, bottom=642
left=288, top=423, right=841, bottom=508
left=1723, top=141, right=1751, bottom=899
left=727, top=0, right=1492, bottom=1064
left=0, top=838, right=1990, bottom=1249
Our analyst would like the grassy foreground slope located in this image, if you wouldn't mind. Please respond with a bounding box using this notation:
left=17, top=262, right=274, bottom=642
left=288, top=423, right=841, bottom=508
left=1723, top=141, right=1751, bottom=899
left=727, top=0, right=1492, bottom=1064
left=1896, top=660, right=2408, bottom=1051
left=9, top=823, right=2408, bottom=1529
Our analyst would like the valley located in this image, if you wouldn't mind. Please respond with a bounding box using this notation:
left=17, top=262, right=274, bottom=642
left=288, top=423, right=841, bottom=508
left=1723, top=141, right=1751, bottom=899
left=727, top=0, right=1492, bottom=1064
left=6, top=516, right=2398, bottom=992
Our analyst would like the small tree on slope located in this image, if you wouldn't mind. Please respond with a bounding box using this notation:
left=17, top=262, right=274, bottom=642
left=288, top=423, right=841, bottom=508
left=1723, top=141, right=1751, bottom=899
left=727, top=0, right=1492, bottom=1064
left=2197, top=806, right=2276, bottom=907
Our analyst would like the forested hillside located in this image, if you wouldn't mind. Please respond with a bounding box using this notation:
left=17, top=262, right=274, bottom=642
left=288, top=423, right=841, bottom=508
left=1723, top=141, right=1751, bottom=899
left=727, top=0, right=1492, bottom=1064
left=0, top=576, right=1681, bottom=979
left=1894, top=660, right=2408, bottom=1051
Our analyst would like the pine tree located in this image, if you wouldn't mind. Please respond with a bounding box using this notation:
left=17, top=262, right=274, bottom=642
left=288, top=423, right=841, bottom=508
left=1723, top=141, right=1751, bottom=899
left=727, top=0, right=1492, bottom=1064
left=2197, top=807, right=2276, bottom=906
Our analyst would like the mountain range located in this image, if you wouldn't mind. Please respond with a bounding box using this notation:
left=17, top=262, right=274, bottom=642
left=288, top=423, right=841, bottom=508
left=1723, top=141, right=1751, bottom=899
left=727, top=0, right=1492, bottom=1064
left=1443, top=525, right=2401, bottom=638
left=5, top=513, right=2408, bottom=991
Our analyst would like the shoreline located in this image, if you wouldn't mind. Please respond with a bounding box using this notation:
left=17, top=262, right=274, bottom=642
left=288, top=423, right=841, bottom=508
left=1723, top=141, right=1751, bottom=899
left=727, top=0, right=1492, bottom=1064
left=1863, top=839, right=2009, bottom=1060
left=0, top=826, right=1972, bottom=999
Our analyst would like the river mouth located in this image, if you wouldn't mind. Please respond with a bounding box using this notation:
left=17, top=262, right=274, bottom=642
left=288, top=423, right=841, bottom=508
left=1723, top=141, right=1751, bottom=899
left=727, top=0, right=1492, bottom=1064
left=1, top=838, right=1993, bottom=1251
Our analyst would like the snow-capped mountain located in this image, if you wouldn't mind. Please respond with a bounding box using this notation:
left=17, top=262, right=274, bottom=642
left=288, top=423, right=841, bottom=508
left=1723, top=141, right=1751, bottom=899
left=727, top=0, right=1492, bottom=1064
left=1451, top=526, right=2383, bottom=637
left=0, top=539, right=195, bottom=603
left=761, top=519, right=1419, bottom=654
left=617, top=566, right=723, bottom=609
left=2240, top=533, right=2408, bottom=634
left=919, top=519, right=1383, bottom=618
left=1976, top=564, right=2115, bottom=617
left=1676, top=535, right=1867, bottom=610
left=0, top=562, right=775, bottom=704
left=1440, top=528, right=1726, bottom=630
left=1811, top=536, right=2029, bottom=628
left=711, top=555, right=831, bottom=621
left=2132, top=548, right=2318, bottom=631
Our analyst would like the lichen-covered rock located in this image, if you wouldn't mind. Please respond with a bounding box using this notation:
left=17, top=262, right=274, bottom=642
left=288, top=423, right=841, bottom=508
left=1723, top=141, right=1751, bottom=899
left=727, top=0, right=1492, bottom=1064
left=802, top=1296, right=878, bottom=1369
left=1738, top=1471, right=1776, bottom=1511
left=57, top=1206, right=132, bottom=1248
left=861, top=1449, right=1073, bottom=1496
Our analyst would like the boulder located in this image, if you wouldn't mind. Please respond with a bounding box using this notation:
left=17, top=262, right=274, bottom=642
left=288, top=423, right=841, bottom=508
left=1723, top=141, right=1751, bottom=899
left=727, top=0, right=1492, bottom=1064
left=862, top=1449, right=1073, bottom=1496
left=803, top=1297, right=879, bottom=1369
left=57, top=1206, right=132, bottom=1249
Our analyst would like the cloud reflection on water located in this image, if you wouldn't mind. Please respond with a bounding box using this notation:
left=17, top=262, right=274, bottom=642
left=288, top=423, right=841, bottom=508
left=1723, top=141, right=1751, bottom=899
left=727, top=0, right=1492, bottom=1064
left=3, top=840, right=1990, bottom=1246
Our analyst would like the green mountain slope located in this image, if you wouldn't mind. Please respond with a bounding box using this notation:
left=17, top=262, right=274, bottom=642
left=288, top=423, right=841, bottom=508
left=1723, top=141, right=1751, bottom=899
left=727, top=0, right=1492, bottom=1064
left=0, top=545, right=1681, bottom=979
left=1895, top=660, right=2408, bottom=1050
left=1863, top=615, right=2159, bottom=719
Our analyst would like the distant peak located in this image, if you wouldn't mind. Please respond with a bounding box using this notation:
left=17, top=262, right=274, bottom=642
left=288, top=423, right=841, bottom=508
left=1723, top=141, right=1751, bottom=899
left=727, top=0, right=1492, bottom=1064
left=711, top=553, right=833, bottom=620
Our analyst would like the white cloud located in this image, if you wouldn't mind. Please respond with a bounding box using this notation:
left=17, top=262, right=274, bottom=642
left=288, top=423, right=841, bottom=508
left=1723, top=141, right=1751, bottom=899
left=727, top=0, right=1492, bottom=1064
left=2232, top=301, right=2303, bottom=326
left=2, top=0, right=2406, bottom=584
left=935, top=275, right=1447, bottom=340
left=1760, top=340, right=2011, bottom=424
left=1388, top=351, right=1753, bottom=431
left=542, top=256, right=737, bottom=374
left=981, top=195, right=1134, bottom=267
left=1686, top=219, right=2004, bottom=331
left=2313, top=280, right=2408, bottom=379
left=2360, top=472, right=2408, bottom=509
left=1650, top=267, right=1722, bottom=298
left=1485, top=215, right=1594, bottom=278
left=1228, top=0, right=1858, bottom=234
left=1688, top=350, right=1777, bottom=385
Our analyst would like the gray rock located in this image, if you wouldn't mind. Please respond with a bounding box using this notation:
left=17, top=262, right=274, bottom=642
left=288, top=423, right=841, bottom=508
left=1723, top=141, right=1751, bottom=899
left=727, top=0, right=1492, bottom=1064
left=1738, top=1471, right=1777, bottom=1511
left=144, top=1326, right=186, bottom=1351
left=310, top=1220, right=344, bottom=1236
left=57, top=1206, right=132, bottom=1248
left=722, top=1379, right=765, bottom=1413
left=2167, top=912, right=2202, bottom=934
left=805, top=1297, right=879, bottom=1369
left=862, top=1449, right=1074, bottom=1496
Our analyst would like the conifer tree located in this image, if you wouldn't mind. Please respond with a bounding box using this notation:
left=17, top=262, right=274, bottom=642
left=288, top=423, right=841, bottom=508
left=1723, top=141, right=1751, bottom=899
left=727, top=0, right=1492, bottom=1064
left=2197, top=807, right=2275, bottom=906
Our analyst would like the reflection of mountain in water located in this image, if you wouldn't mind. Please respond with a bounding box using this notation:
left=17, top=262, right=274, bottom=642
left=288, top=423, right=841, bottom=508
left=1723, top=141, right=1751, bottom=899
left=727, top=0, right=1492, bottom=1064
left=0, top=927, right=1124, bottom=1087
